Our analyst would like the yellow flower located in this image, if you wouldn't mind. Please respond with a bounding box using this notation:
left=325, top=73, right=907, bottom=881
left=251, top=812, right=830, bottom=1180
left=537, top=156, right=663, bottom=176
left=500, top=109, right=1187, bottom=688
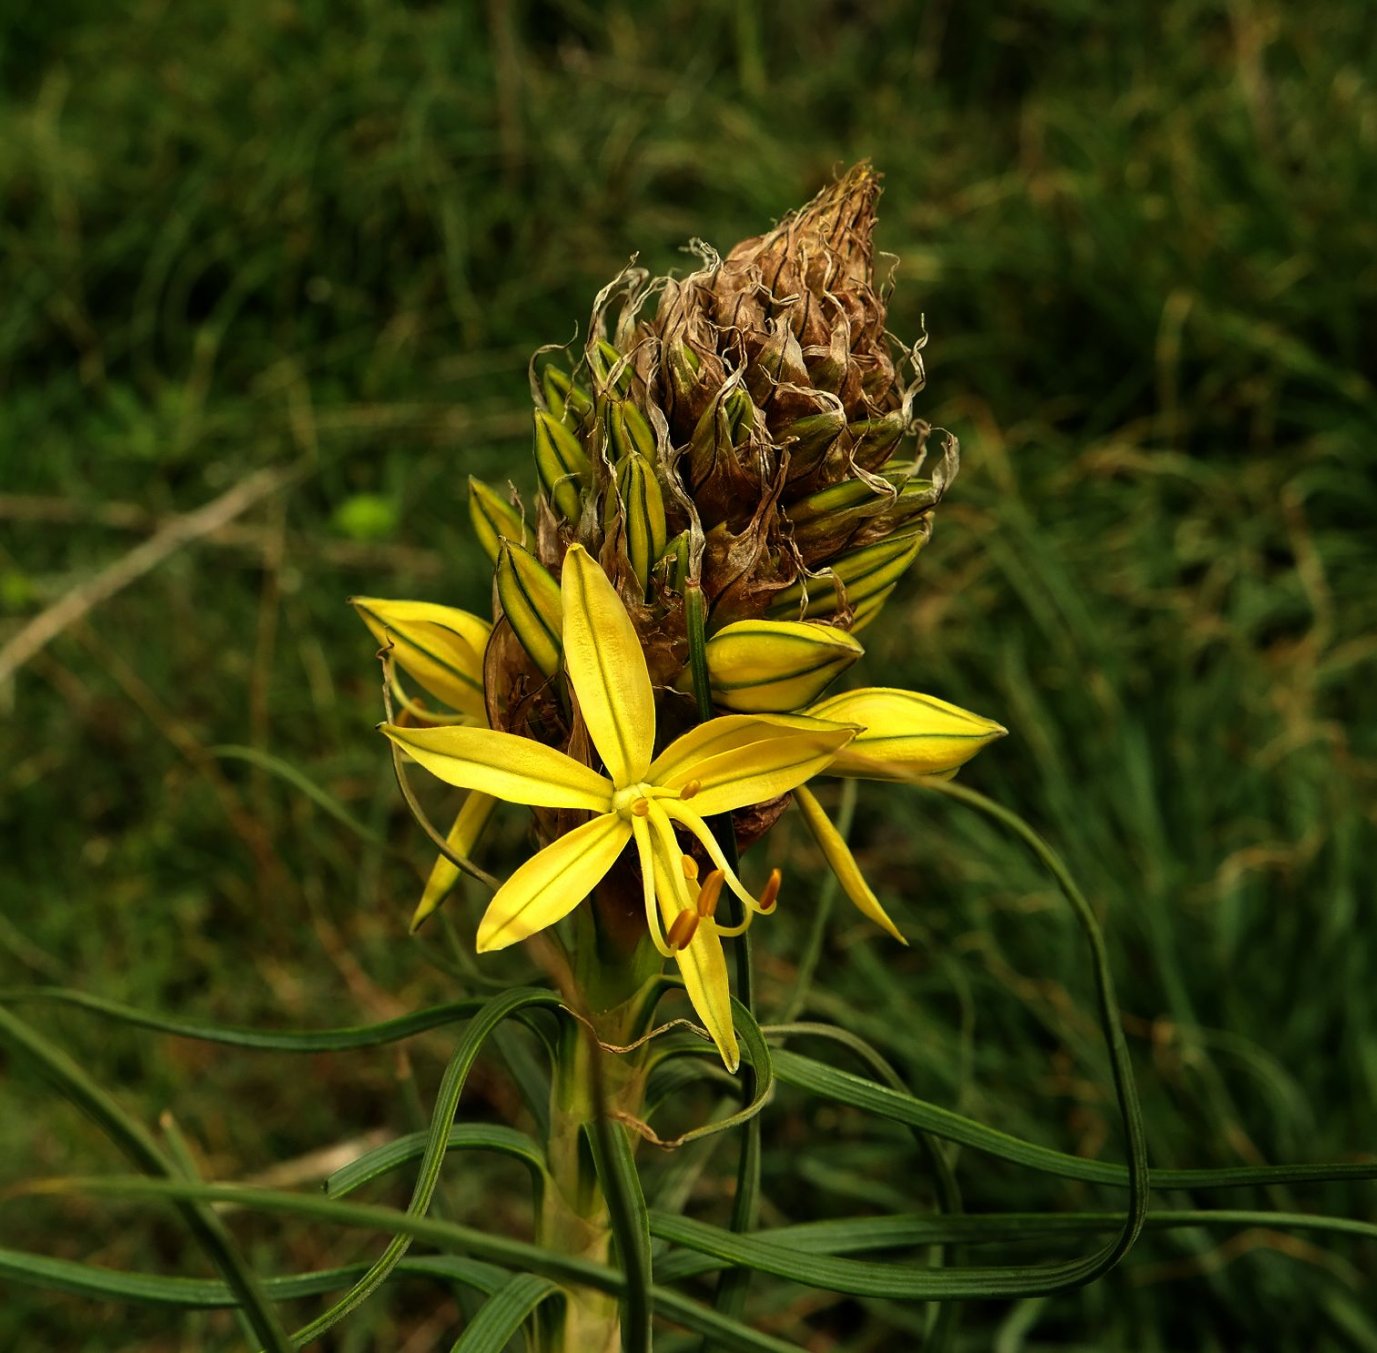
left=350, top=595, right=498, bottom=930
left=381, top=544, right=857, bottom=1069
left=792, top=686, right=1007, bottom=943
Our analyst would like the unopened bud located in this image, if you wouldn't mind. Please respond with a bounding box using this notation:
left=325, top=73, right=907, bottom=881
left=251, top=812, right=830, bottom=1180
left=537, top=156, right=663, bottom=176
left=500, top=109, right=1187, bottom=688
left=768, top=534, right=923, bottom=623
left=611, top=454, right=668, bottom=594
left=533, top=409, right=590, bottom=522
left=778, top=408, right=848, bottom=478
left=495, top=541, right=563, bottom=678
left=805, top=687, right=1007, bottom=780
left=704, top=618, right=863, bottom=713
left=589, top=339, right=633, bottom=396
left=541, top=364, right=595, bottom=423
left=351, top=596, right=490, bottom=723
left=468, top=477, right=528, bottom=565
left=606, top=399, right=657, bottom=462
left=656, top=531, right=691, bottom=594
left=688, top=386, right=754, bottom=489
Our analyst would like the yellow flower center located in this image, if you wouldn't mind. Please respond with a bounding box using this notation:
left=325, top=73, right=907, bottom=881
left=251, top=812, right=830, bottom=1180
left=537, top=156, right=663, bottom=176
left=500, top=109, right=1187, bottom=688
left=612, top=783, right=656, bottom=819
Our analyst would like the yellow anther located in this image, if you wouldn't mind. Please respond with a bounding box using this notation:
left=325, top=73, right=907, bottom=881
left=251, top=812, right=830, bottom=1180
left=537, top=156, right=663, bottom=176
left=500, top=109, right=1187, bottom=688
left=681, top=854, right=700, bottom=881
left=696, top=869, right=725, bottom=920
left=759, top=867, right=782, bottom=913
left=667, top=909, right=700, bottom=950
left=631, top=797, right=651, bottom=818
left=680, top=778, right=702, bottom=800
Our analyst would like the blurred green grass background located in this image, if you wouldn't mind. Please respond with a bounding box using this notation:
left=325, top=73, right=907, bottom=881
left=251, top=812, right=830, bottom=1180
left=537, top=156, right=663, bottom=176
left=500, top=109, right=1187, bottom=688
left=1, top=1, right=1374, bottom=1348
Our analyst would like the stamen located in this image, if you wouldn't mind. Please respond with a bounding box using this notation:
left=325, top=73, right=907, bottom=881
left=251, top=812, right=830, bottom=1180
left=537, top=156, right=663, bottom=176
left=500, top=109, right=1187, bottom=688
left=680, top=778, right=702, bottom=800
left=696, top=869, right=724, bottom=919
left=666, top=909, right=700, bottom=950
left=681, top=854, right=699, bottom=881
left=631, top=797, right=651, bottom=818
left=758, top=868, right=782, bottom=913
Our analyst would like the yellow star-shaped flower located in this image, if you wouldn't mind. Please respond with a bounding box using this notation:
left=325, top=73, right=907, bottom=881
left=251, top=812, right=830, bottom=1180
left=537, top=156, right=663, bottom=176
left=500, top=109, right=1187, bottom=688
left=381, top=545, right=856, bottom=1069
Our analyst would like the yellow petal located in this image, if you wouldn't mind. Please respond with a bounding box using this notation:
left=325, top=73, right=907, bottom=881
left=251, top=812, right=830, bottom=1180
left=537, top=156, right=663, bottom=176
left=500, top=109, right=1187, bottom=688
left=476, top=813, right=631, bottom=951
left=560, top=544, right=655, bottom=786
left=806, top=687, right=1007, bottom=780
left=410, top=791, right=499, bottom=932
left=650, top=713, right=856, bottom=817
left=793, top=785, right=906, bottom=943
left=650, top=831, right=739, bottom=1072
left=352, top=597, right=490, bottom=722
left=382, top=723, right=612, bottom=811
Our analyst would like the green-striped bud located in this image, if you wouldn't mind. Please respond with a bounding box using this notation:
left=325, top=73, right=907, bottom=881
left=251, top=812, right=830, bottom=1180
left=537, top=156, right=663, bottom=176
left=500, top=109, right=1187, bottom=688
left=789, top=472, right=936, bottom=557
left=495, top=541, right=563, bottom=678
left=606, top=398, right=657, bottom=462
left=779, top=408, right=848, bottom=478
left=768, top=533, right=923, bottom=623
left=849, top=409, right=908, bottom=470
left=666, top=341, right=702, bottom=410
left=468, top=477, right=528, bottom=565
left=805, top=687, right=1007, bottom=781
left=350, top=596, right=490, bottom=723
left=533, top=409, right=590, bottom=522
left=688, top=387, right=754, bottom=488
left=703, top=619, right=863, bottom=713
left=611, top=454, right=667, bottom=594
left=657, top=531, right=691, bottom=593
left=541, top=365, right=594, bottom=424
left=589, top=339, right=633, bottom=395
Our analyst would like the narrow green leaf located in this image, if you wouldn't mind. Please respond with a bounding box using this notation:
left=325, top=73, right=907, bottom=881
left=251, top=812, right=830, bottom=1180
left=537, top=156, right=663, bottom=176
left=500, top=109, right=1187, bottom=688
left=326, top=1124, right=548, bottom=1201
left=6, top=1179, right=799, bottom=1353
left=0, top=1007, right=292, bottom=1352
left=585, top=1118, right=652, bottom=1353
left=289, top=987, right=563, bottom=1345
left=449, top=1273, right=562, bottom=1353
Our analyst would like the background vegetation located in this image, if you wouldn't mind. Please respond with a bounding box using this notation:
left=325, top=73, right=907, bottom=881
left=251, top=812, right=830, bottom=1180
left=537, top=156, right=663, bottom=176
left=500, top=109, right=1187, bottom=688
left=2, top=1, right=1374, bottom=1348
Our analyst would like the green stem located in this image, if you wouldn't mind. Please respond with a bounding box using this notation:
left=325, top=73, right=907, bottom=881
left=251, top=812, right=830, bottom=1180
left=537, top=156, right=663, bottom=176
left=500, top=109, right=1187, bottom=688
left=683, top=581, right=761, bottom=1331
left=537, top=990, right=652, bottom=1353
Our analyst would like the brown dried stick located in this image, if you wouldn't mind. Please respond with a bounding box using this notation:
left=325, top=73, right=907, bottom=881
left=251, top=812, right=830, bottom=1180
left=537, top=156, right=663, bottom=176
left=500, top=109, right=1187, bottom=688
left=0, top=465, right=296, bottom=683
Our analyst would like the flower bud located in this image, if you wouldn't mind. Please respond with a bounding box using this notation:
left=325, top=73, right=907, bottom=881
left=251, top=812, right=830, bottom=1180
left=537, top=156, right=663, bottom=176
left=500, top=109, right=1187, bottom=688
left=789, top=473, right=937, bottom=559
left=703, top=619, right=863, bottom=713
left=606, top=398, right=657, bottom=462
left=350, top=597, right=490, bottom=722
left=495, top=541, right=563, bottom=678
left=805, top=687, right=1007, bottom=780
left=778, top=408, right=847, bottom=479
left=468, top=477, right=528, bottom=565
left=533, top=409, right=590, bottom=522
left=541, top=364, right=594, bottom=423
left=849, top=409, right=909, bottom=471
left=657, top=531, right=691, bottom=593
left=687, top=386, right=755, bottom=488
left=589, top=338, right=633, bottom=396
left=768, top=533, right=923, bottom=623
left=612, top=454, right=668, bottom=594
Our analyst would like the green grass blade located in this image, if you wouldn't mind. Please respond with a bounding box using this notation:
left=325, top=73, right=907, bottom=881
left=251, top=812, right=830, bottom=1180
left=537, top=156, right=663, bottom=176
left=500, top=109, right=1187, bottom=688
left=7, top=1178, right=799, bottom=1352
left=288, top=987, right=563, bottom=1345
left=326, top=1124, right=548, bottom=1200
left=0, top=986, right=488, bottom=1050
left=0, top=1006, right=292, bottom=1351
left=585, top=1117, right=653, bottom=1353
left=210, top=743, right=390, bottom=847
left=448, top=1273, right=562, bottom=1353
left=771, top=1051, right=1377, bottom=1191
